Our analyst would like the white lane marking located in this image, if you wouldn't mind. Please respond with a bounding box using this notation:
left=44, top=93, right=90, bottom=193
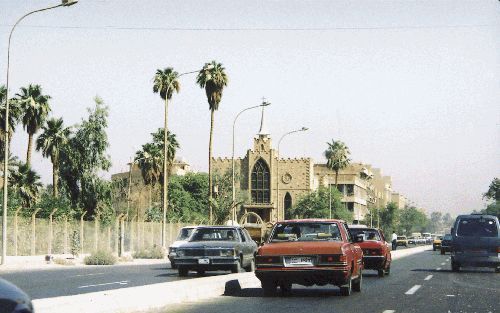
left=436, top=267, right=442, bottom=271
left=424, top=275, right=433, bottom=281
left=441, top=262, right=446, bottom=265
left=383, top=311, right=395, bottom=313
left=446, top=295, right=455, bottom=297
left=405, top=285, right=421, bottom=295
left=78, top=280, right=129, bottom=289
left=71, top=272, right=105, bottom=278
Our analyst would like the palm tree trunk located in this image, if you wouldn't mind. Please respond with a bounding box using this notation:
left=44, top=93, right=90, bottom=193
left=208, top=109, right=215, bottom=224
left=52, top=161, right=59, bottom=198
left=26, top=133, right=33, bottom=166
left=335, top=170, right=339, bottom=188
left=162, top=96, right=169, bottom=248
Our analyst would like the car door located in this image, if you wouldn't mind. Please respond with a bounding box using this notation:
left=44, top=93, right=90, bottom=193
left=343, top=223, right=363, bottom=275
left=238, top=228, right=253, bottom=267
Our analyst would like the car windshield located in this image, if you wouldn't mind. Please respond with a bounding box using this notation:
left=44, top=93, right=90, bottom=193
left=190, top=228, right=239, bottom=241
left=270, top=222, right=342, bottom=242
left=176, top=228, right=195, bottom=240
left=443, top=234, right=452, bottom=240
left=397, top=236, right=406, bottom=240
left=456, top=218, right=498, bottom=237
left=350, top=228, right=381, bottom=241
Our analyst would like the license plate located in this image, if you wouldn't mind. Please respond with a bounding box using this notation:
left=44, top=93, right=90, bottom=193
left=198, top=258, right=210, bottom=264
left=287, top=256, right=313, bottom=266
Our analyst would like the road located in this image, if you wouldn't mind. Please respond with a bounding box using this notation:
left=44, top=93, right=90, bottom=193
left=158, top=249, right=499, bottom=313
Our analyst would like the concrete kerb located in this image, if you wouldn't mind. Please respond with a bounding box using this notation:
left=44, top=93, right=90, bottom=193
left=33, top=245, right=431, bottom=313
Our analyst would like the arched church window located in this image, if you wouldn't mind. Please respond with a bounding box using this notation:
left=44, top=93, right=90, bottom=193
left=284, top=192, right=292, bottom=211
left=251, top=159, right=270, bottom=204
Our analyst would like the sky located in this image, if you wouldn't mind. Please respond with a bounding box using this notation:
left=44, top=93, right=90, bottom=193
left=0, top=0, right=499, bottom=215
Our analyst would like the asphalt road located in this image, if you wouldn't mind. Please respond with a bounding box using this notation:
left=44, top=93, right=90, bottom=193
left=158, top=249, right=499, bottom=313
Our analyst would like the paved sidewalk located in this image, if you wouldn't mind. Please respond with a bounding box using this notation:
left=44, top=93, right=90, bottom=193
left=0, top=254, right=168, bottom=273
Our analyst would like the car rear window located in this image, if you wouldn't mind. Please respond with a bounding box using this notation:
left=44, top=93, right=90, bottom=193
left=350, top=228, right=381, bottom=241
left=270, top=222, right=342, bottom=242
left=190, top=228, right=239, bottom=241
left=456, top=218, right=498, bottom=237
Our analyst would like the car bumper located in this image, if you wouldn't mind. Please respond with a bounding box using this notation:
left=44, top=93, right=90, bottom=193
left=452, top=254, right=500, bottom=268
left=255, top=266, right=351, bottom=286
left=441, top=245, right=451, bottom=252
left=363, top=256, right=386, bottom=269
left=173, top=257, right=239, bottom=270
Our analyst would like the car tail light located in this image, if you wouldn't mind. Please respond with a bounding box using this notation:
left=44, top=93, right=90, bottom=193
left=497, top=247, right=500, bottom=253
left=256, top=255, right=281, bottom=264
left=319, top=255, right=342, bottom=263
left=339, top=254, right=347, bottom=262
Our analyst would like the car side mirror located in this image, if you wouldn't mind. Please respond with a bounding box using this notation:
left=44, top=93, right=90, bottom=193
left=354, top=234, right=364, bottom=243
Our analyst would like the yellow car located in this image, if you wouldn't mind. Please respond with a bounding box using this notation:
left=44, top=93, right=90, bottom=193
left=433, top=235, right=443, bottom=251
left=397, top=236, right=408, bottom=247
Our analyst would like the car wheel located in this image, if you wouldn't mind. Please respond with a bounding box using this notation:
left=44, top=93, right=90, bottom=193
left=385, top=265, right=391, bottom=275
left=495, top=267, right=500, bottom=273
left=231, top=259, right=242, bottom=273
left=171, top=261, right=177, bottom=269
left=377, top=269, right=385, bottom=277
left=262, top=280, right=277, bottom=297
left=433, top=246, right=436, bottom=251
left=245, top=258, right=255, bottom=272
left=353, top=271, right=362, bottom=292
left=451, top=260, right=460, bottom=272
left=340, top=276, right=352, bottom=296
left=178, top=267, right=189, bottom=277
left=196, top=269, right=205, bottom=276
left=440, top=249, right=445, bottom=255
left=279, top=282, right=292, bottom=295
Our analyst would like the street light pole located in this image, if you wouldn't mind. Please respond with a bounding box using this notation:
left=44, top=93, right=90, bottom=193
left=2, top=0, right=78, bottom=266
left=161, top=68, right=205, bottom=248
left=231, top=101, right=270, bottom=225
left=276, top=127, right=308, bottom=221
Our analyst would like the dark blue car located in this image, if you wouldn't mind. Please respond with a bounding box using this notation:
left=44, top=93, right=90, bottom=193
left=0, top=278, right=34, bottom=313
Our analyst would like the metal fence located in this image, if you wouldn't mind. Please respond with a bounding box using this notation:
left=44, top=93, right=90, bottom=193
left=0, top=216, right=190, bottom=256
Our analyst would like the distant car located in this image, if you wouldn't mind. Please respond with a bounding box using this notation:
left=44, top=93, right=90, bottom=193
left=173, top=226, right=258, bottom=276
left=416, top=237, right=427, bottom=245
left=255, top=219, right=364, bottom=296
left=450, top=214, right=500, bottom=272
left=397, top=236, right=408, bottom=247
left=407, top=236, right=417, bottom=245
left=0, top=278, right=34, bottom=313
left=168, top=226, right=198, bottom=269
left=433, top=235, right=443, bottom=251
left=440, top=234, right=452, bottom=254
left=349, top=226, right=392, bottom=277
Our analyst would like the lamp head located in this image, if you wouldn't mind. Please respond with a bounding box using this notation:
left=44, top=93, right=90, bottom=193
left=62, top=0, right=78, bottom=7
left=261, top=101, right=271, bottom=107
left=301, top=127, right=309, bottom=131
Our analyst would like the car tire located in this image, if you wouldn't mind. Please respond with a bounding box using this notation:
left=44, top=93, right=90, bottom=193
left=245, top=258, right=255, bottom=272
left=340, top=276, right=352, bottom=296
left=433, top=246, right=436, bottom=251
left=231, top=259, right=242, bottom=273
left=353, top=271, right=362, bottom=292
left=451, top=260, right=460, bottom=272
left=377, top=269, right=385, bottom=277
left=495, top=267, right=500, bottom=273
left=178, top=267, right=189, bottom=277
left=262, top=280, right=277, bottom=297
left=440, top=249, right=445, bottom=255
left=385, top=265, right=391, bottom=275
left=280, top=282, right=292, bottom=295
left=171, top=261, right=177, bottom=269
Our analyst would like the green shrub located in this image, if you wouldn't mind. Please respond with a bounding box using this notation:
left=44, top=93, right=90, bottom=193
left=132, top=245, right=164, bottom=259
left=118, top=254, right=134, bottom=262
left=53, top=257, right=75, bottom=266
left=84, top=250, right=117, bottom=265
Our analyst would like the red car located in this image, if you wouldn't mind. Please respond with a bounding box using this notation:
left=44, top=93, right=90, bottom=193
left=349, top=226, right=392, bottom=277
left=255, top=219, right=364, bottom=296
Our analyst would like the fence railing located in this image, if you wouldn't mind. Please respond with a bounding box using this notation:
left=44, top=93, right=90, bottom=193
left=0, top=216, right=190, bottom=256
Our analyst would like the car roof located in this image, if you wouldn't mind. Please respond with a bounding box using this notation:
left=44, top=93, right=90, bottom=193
left=349, top=226, right=378, bottom=231
left=277, top=219, right=345, bottom=223
left=195, top=225, right=241, bottom=229
left=456, top=214, right=498, bottom=220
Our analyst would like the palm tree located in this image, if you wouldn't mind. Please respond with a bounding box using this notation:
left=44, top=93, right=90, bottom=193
left=324, top=139, right=351, bottom=187
left=0, top=84, right=21, bottom=162
left=9, top=162, right=43, bottom=208
left=151, top=128, right=180, bottom=175
left=16, top=84, right=51, bottom=166
left=36, top=117, right=72, bottom=197
left=196, top=61, right=228, bottom=223
left=153, top=67, right=180, bottom=237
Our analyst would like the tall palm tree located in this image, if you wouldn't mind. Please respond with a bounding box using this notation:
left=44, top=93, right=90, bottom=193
left=36, top=117, right=71, bottom=197
left=153, top=67, right=180, bottom=240
left=16, top=84, right=51, bottom=166
left=196, top=61, right=228, bottom=224
left=0, top=85, right=21, bottom=162
left=9, top=162, right=43, bottom=208
left=324, top=139, right=351, bottom=187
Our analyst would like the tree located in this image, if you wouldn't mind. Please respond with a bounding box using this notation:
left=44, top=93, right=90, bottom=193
left=9, top=162, right=43, bottom=208
left=287, top=187, right=352, bottom=221
left=379, top=202, right=399, bottom=234
left=197, top=61, right=228, bottom=223
left=16, top=84, right=51, bottom=166
left=0, top=84, right=21, bottom=161
left=324, top=139, right=351, bottom=187
left=153, top=67, right=180, bottom=232
left=481, top=178, right=499, bottom=217
left=36, top=117, right=71, bottom=197
left=398, top=206, right=429, bottom=235
left=59, top=97, right=112, bottom=218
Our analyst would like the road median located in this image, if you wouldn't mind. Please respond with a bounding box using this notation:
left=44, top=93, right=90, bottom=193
left=33, top=245, right=431, bottom=313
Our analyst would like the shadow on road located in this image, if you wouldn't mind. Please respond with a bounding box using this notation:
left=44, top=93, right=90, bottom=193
left=411, top=268, right=494, bottom=274
left=223, top=281, right=341, bottom=298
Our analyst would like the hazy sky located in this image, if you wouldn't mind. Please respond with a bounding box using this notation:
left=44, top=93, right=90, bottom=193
left=1, top=0, right=499, bottom=215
